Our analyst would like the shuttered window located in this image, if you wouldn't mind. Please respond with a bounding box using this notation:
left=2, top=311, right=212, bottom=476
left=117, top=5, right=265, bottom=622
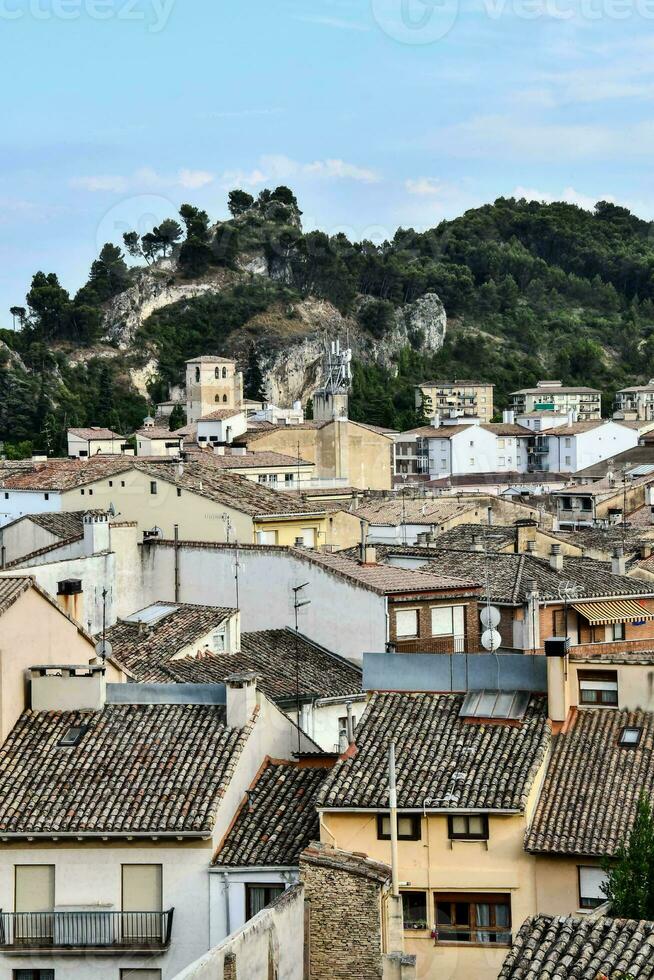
left=15, top=866, right=54, bottom=913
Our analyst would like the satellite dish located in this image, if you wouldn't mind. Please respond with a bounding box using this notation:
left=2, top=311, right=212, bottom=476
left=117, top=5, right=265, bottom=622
left=94, top=639, right=113, bottom=661
left=481, top=629, right=502, bottom=652
left=480, top=605, right=501, bottom=629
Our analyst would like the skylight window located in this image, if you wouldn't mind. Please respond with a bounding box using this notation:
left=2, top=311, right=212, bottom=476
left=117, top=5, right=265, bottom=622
left=57, top=725, right=89, bottom=748
left=619, top=726, right=642, bottom=748
left=459, top=690, right=530, bottom=721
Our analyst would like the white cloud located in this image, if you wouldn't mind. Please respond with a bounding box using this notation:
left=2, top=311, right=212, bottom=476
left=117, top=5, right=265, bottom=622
left=71, top=167, right=216, bottom=194
left=219, top=155, right=380, bottom=189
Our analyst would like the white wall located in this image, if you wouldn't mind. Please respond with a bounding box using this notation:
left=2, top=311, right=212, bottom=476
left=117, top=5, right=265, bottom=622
left=0, top=518, right=61, bottom=564
left=138, top=543, right=386, bottom=663
left=175, top=883, right=304, bottom=980
left=545, top=422, right=637, bottom=473
left=0, top=842, right=214, bottom=980
left=209, top=869, right=298, bottom=947
left=0, top=490, right=63, bottom=527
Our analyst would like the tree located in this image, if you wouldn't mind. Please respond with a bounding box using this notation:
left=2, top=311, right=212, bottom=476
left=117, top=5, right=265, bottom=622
left=178, top=204, right=212, bottom=277
left=26, top=272, right=71, bottom=341
left=602, top=792, right=654, bottom=919
left=123, top=232, right=143, bottom=259
left=244, top=344, right=266, bottom=401
left=154, top=218, right=183, bottom=256
left=227, top=189, right=254, bottom=218
left=86, top=244, right=130, bottom=303
left=9, top=306, right=26, bottom=330
left=168, top=403, right=187, bottom=431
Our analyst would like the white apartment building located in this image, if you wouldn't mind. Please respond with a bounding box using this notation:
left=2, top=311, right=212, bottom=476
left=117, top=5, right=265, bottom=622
left=510, top=380, right=602, bottom=420
left=396, top=417, right=532, bottom=481
left=615, top=381, right=654, bottom=421
left=526, top=420, right=638, bottom=474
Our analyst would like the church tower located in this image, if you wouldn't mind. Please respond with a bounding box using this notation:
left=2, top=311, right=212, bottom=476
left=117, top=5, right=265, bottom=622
left=185, top=356, right=244, bottom=424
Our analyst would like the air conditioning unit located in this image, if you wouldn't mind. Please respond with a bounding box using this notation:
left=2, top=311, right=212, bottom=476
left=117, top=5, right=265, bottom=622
left=544, top=636, right=570, bottom=658
left=57, top=579, right=82, bottom=596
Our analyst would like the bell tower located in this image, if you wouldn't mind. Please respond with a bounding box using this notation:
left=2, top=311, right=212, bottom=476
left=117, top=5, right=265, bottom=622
left=185, top=356, right=244, bottom=423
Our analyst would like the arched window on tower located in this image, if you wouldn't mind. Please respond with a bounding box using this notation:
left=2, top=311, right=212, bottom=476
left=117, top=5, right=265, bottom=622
left=215, top=395, right=220, bottom=403
left=222, top=367, right=227, bottom=378
left=223, top=394, right=228, bottom=403
left=215, top=367, right=220, bottom=379
left=195, top=367, right=200, bottom=382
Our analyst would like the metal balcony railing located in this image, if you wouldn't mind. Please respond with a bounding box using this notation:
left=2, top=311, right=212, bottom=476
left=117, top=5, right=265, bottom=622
left=394, top=635, right=466, bottom=654
left=0, top=909, right=174, bottom=952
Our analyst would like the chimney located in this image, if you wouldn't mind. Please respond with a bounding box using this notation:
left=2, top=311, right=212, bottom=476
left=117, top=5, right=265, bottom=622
left=83, top=513, right=110, bottom=557
left=225, top=672, right=260, bottom=729
left=640, top=543, right=652, bottom=560
left=549, top=544, right=563, bottom=572
left=487, top=506, right=493, bottom=526
left=364, top=545, right=377, bottom=564
left=502, top=409, right=515, bottom=424
left=612, top=547, right=626, bottom=576
left=471, top=534, right=483, bottom=552
left=526, top=539, right=536, bottom=553
left=430, top=413, right=441, bottom=430
left=56, top=578, right=83, bottom=621
left=232, top=447, right=247, bottom=456
left=546, top=653, right=570, bottom=723
left=214, top=445, right=225, bottom=456
left=567, top=410, right=577, bottom=425
left=177, top=459, right=185, bottom=476
left=30, top=664, right=106, bottom=712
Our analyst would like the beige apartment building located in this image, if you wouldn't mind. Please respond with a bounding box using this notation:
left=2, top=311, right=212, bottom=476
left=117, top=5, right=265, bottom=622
left=415, top=380, right=495, bottom=423
left=614, top=380, right=654, bottom=420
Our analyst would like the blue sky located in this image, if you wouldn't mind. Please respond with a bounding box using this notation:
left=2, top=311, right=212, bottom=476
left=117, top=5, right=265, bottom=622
left=1, top=0, right=653, bottom=326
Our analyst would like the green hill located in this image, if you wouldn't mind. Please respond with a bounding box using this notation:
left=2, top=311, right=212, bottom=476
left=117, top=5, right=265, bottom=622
left=3, top=189, right=654, bottom=457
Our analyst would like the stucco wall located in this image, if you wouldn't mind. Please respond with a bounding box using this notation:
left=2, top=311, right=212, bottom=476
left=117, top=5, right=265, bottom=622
left=138, top=542, right=386, bottom=663
left=173, top=882, right=304, bottom=980
left=0, top=519, right=60, bottom=564
left=0, top=586, right=99, bottom=741
left=0, top=490, right=64, bottom=526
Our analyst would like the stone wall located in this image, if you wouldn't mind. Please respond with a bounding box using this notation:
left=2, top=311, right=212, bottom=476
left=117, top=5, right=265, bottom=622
left=301, top=843, right=391, bottom=980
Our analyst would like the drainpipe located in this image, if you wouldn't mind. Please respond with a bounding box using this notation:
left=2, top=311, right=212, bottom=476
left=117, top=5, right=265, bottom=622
left=222, top=872, right=231, bottom=937
left=173, top=524, right=180, bottom=602
left=388, top=742, right=399, bottom=898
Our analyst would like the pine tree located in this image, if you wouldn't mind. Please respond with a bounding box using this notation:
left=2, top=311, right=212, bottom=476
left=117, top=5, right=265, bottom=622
left=168, top=404, right=187, bottom=431
left=602, top=792, right=654, bottom=919
left=244, top=345, right=266, bottom=401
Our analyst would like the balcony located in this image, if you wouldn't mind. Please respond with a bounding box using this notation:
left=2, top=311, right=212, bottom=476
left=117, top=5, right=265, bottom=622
left=394, top=635, right=466, bottom=654
left=0, top=909, right=174, bottom=954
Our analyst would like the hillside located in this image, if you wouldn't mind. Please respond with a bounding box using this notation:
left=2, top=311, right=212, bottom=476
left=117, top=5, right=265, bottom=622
left=2, top=188, right=654, bottom=457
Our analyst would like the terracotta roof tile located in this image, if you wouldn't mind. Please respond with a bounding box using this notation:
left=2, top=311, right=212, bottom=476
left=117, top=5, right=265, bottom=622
left=303, top=550, right=480, bottom=594
left=0, top=703, right=252, bottom=835
left=499, top=914, right=654, bottom=979
left=213, top=761, right=328, bottom=867
left=318, top=692, right=550, bottom=811
left=525, top=708, right=654, bottom=856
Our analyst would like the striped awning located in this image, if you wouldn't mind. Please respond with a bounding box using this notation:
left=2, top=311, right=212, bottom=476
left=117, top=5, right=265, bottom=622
left=572, top=599, right=654, bottom=625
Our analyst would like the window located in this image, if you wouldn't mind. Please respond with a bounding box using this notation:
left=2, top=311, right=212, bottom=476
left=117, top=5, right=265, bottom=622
left=579, top=671, right=618, bottom=706
left=553, top=609, right=567, bottom=636
left=109, top=481, right=113, bottom=487
left=150, top=482, right=157, bottom=495
left=215, top=367, right=220, bottom=379
left=612, top=622, right=625, bottom=641
left=497, top=438, right=505, bottom=448
left=246, top=884, right=284, bottom=920
left=195, top=367, right=200, bottom=382
left=57, top=725, right=89, bottom=747
left=122, top=865, right=162, bottom=941
left=176, top=488, right=182, bottom=498
left=4, top=492, right=8, bottom=499
left=402, top=891, right=428, bottom=930
left=285, top=473, right=294, bottom=484
left=257, top=530, right=278, bottom=545
left=434, top=893, right=511, bottom=945
left=581, top=498, right=593, bottom=512
left=338, top=714, right=357, bottom=740
left=431, top=605, right=464, bottom=638
left=377, top=813, right=421, bottom=841
left=396, top=609, right=418, bottom=638
left=13, top=972, right=55, bottom=980
left=469, top=458, right=475, bottom=466
left=578, top=867, right=607, bottom=910
left=213, top=631, right=226, bottom=653
left=448, top=815, right=489, bottom=841
left=44, top=493, right=49, bottom=501
left=14, top=866, right=55, bottom=944
left=80, top=489, right=85, bottom=495
left=561, top=496, right=572, bottom=509
left=223, top=395, right=228, bottom=403
left=120, top=972, right=162, bottom=980
left=121, top=480, right=125, bottom=487
left=565, top=437, right=572, bottom=448
left=222, top=367, right=227, bottom=378
left=619, top=725, right=642, bottom=747
left=88, top=489, right=93, bottom=496
left=565, top=456, right=572, bottom=466
left=215, top=395, right=220, bottom=403
left=498, top=457, right=505, bottom=467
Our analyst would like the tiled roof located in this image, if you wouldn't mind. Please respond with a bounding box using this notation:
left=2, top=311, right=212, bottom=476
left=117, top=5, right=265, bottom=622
left=0, top=457, right=133, bottom=491
left=417, top=379, right=492, bottom=387
left=68, top=427, right=123, bottom=440
left=133, top=459, right=320, bottom=517
left=158, top=628, right=362, bottom=703
left=422, top=551, right=654, bottom=603
left=192, top=450, right=313, bottom=470
left=555, top=471, right=654, bottom=499
left=0, top=703, right=252, bottom=835
left=428, top=523, right=517, bottom=551
left=499, top=914, right=654, bottom=980
left=526, top=708, right=654, bottom=856
left=300, top=841, right=391, bottom=885
left=198, top=408, right=244, bottom=421
left=401, top=423, right=532, bottom=438
left=213, top=761, right=328, bottom=867
left=0, top=576, right=31, bottom=617
left=16, top=510, right=100, bottom=540
left=302, top=550, right=480, bottom=595
left=185, top=355, right=235, bottom=363
left=352, top=497, right=478, bottom=526
left=104, top=602, right=236, bottom=680
left=511, top=384, right=601, bottom=395
left=238, top=420, right=394, bottom=444
left=318, top=692, right=550, bottom=811
left=134, top=427, right=181, bottom=439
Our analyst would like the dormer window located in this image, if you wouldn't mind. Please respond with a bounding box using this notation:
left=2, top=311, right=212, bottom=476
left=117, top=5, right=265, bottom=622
left=619, top=726, right=642, bottom=748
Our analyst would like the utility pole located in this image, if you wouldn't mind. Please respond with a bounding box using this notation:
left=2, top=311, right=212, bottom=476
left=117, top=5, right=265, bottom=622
left=234, top=544, right=240, bottom=611
left=292, top=583, right=311, bottom=753
left=173, top=524, right=180, bottom=602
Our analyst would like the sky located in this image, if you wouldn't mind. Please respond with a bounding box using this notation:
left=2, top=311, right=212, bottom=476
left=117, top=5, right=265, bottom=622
left=1, top=0, right=653, bottom=325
